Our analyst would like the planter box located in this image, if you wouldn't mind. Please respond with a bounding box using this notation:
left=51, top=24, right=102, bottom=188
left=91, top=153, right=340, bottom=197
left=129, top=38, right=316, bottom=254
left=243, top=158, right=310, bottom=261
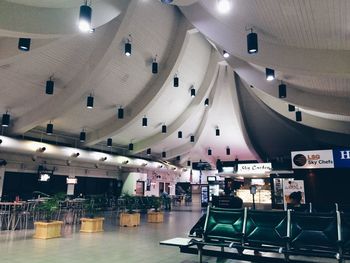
left=80, top=217, right=104, bottom=233
left=119, top=212, right=140, bottom=227
left=33, top=221, right=63, bottom=239
left=147, top=211, right=164, bottom=223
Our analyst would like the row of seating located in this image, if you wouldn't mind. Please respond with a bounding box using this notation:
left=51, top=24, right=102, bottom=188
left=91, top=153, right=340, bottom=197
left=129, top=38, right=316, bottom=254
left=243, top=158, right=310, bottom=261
left=189, top=207, right=350, bottom=262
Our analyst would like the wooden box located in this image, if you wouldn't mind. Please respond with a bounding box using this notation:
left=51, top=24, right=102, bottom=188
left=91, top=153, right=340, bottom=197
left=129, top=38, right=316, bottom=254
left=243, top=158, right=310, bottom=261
left=147, top=211, right=164, bottom=223
left=119, top=212, right=140, bottom=227
left=33, top=221, right=63, bottom=239
left=80, top=217, right=104, bottom=233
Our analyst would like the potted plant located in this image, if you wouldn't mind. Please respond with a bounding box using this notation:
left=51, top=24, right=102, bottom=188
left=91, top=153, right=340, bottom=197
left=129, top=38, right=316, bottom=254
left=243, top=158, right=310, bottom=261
left=33, top=194, right=63, bottom=239
left=80, top=199, right=104, bottom=233
left=119, top=194, right=140, bottom=227
left=147, top=196, right=164, bottom=223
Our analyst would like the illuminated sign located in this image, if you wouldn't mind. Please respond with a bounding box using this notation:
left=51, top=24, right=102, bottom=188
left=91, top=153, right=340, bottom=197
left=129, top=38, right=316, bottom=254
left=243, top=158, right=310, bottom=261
left=237, top=163, right=272, bottom=174
left=66, top=178, right=78, bottom=184
left=291, top=150, right=334, bottom=169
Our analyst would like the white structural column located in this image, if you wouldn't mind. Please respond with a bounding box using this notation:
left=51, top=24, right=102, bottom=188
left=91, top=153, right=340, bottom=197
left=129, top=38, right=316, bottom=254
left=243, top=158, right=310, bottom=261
left=12, top=0, right=137, bottom=134
left=132, top=49, right=222, bottom=153
left=84, top=21, right=193, bottom=146
left=0, top=166, right=5, bottom=201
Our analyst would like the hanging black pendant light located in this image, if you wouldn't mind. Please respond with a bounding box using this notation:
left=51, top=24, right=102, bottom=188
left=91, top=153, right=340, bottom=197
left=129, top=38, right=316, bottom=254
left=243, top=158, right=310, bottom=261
left=173, top=74, right=179, bottom=87
left=46, top=77, right=54, bottom=95
left=124, top=36, right=132, bottom=56
left=142, top=116, right=148, bottom=127
left=266, top=68, right=275, bottom=81
left=18, top=38, right=31, bottom=51
left=152, top=58, right=158, bottom=74
left=279, top=82, right=287, bottom=98
left=190, top=135, right=195, bottom=143
left=296, top=111, right=302, bottom=122
left=79, top=130, right=86, bottom=142
left=162, top=151, right=166, bottom=158
left=204, top=98, right=209, bottom=107
left=146, top=148, right=151, bottom=155
left=128, top=143, right=134, bottom=151
left=176, top=156, right=181, bottom=161
left=226, top=147, right=231, bottom=155
left=107, top=138, right=112, bottom=147
left=247, top=29, right=258, bottom=54
left=215, top=127, right=220, bottom=136
left=1, top=111, right=10, bottom=127
left=187, top=160, right=191, bottom=167
left=161, top=124, right=167, bottom=133
left=288, top=104, right=295, bottom=112
left=118, top=107, right=124, bottom=119
left=79, top=3, right=92, bottom=33
left=190, top=87, right=196, bottom=97
left=46, top=122, right=53, bottom=135
left=208, top=148, right=212, bottom=156
left=178, top=131, right=182, bottom=138
left=87, top=94, right=94, bottom=109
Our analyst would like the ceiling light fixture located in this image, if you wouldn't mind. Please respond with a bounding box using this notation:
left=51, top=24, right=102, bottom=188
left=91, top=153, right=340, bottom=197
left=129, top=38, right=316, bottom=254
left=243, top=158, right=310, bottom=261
left=265, top=68, right=275, bottom=81
left=46, top=121, right=53, bottom=135
left=18, top=38, right=31, bottom=51
left=288, top=104, right=295, bottom=112
left=187, top=160, right=191, bottom=167
left=80, top=129, right=86, bottom=142
left=107, top=138, right=112, bottom=147
left=216, top=127, right=220, bottom=136
left=161, top=124, right=167, bottom=133
left=178, top=131, right=182, bottom=138
left=146, top=148, right=151, bottom=155
left=223, top=50, right=230, bottom=58
left=247, top=28, right=258, bottom=54
left=204, top=98, right=209, bottom=107
left=46, top=77, right=54, bottom=95
left=87, top=94, right=94, bottom=109
left=226, top=147, right=231, bottom=155
left=100, top=157, right=107, bottom=162
left=217, top=0, right=232, bottom=14
left=161, top=0, right=173, bottom=3
left=142, top=116, right=148, bottom=127
left=152, top=56, right=158, bottom=74
left=125, top=35, right=132, bottom=56
left=1, top=111, right=10, bottom=127
left=78, top=1, right=92, bottom=33
left=190, top=135, right=195, bottom=143
left=176, top=156, right=181, bottom=161
left=279, top=82, right=287, bottom=98
left=173, top=74, right=179, bottom=87
left=296, top=110, right=302, bottom=122
left=190, top=87, right=196, bottom=97
left=162, top=151, right=166, bottom=158
left=128, top=143, right=134, bottom=151
left=208, top=148, right=212, bottom=156
left=118, top=107, right=124, bottom=119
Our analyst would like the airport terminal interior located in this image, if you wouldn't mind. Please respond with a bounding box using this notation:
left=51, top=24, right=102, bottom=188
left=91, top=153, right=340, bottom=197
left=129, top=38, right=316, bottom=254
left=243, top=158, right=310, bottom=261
left=0, top=0, right=350, bottom=262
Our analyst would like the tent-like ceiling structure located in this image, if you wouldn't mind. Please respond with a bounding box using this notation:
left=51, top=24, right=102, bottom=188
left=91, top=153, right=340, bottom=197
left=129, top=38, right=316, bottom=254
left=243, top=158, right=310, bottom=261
left=0, top=0, right=349, bottom=169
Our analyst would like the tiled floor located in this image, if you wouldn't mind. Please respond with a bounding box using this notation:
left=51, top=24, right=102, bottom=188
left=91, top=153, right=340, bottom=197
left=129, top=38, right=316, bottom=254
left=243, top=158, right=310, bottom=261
left=0, top=204, right=346, bottom=263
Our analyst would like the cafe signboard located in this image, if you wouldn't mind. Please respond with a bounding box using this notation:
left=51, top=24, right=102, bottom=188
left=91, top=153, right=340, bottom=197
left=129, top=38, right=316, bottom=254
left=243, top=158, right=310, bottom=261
left=237, top=163, right=272, bottom=174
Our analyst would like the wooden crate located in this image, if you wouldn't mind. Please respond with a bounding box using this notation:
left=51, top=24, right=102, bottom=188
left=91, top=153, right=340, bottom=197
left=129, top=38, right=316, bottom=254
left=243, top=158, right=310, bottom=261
left=33, top=221, right=63, bottom=239
left=80, top=217, right=104, bottom=233
left=119, top=213, right=140, bottom=227
left=147, top=211, right=164, bottom=223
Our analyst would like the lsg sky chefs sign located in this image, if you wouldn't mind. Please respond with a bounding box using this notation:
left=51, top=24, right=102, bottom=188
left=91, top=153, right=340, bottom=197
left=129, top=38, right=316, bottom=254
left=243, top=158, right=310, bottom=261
left=291, top=150, right=334, bottom=169
left=237, top=163, right=272, bottom=174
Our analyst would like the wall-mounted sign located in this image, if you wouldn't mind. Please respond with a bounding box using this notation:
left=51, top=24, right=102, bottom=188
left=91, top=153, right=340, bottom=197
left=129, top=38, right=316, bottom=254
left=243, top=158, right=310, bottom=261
left=237, top=163, right=272, bottom=174
left=66, top=178, right=77, bottom=184
left=283, top=179, right=305, bottom=206
left=333, top=149, right=350, bottom=168
left=291, top=150, right=334, bottom=169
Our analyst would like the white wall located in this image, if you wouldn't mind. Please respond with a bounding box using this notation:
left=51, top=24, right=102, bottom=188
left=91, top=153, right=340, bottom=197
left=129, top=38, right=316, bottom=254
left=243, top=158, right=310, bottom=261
left=179, top=169, right=218, bottom=184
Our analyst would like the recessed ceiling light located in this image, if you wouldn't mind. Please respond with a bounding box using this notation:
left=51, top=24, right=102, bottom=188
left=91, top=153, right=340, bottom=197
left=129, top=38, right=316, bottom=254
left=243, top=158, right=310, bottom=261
left=223, top=50, right=230, bottom=58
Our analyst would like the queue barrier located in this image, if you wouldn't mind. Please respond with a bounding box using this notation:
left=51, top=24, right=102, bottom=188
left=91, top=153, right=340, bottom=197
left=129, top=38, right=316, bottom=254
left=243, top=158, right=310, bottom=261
left=160, top=207, right=350, bottom=263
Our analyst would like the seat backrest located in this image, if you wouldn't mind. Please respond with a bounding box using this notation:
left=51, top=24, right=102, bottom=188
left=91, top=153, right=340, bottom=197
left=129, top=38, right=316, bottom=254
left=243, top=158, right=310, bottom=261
left=312, top=204, right=336, bottom=214
left=290, top=212, right=338, bottom=250
left=341, top=213, right=350, bottom=252
left=204, top=207, right=244, bottom=243
left=245, top=210, right=288, bottom=247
